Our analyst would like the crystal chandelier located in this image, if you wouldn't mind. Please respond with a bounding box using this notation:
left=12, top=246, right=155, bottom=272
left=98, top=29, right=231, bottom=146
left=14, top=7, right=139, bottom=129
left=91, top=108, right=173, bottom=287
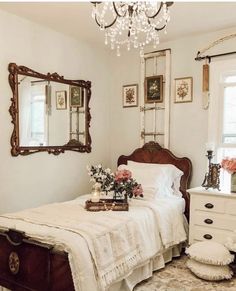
left=91, top=2, right=173, bottom=56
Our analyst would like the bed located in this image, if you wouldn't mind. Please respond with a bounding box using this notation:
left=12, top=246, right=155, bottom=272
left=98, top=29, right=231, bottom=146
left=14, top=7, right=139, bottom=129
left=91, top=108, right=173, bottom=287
left=0, top=142, right=192, bottom=291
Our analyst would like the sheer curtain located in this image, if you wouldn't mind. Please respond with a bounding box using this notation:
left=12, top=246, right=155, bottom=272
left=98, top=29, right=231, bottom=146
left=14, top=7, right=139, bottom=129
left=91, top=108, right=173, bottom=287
left=208, top=58, right=236, bottom=190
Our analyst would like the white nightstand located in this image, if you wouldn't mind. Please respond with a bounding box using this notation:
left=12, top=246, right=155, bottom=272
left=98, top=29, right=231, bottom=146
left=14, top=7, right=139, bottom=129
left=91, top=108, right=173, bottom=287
left=188, top=187, right=236, bottom=245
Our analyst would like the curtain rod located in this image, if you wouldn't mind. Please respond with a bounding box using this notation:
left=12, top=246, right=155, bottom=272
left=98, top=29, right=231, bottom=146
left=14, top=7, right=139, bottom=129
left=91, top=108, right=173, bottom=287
left=195, top=51, right=236, bottom=62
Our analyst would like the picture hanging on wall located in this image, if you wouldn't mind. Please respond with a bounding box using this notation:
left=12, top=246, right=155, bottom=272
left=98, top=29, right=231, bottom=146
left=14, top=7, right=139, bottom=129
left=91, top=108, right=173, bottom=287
left=70, top=86, right=83, bottom=107
left=145, top=75, right=163, bottom=103
left=122, top=84, right=138, bottom=107
left=174, top=77, right=193, bottom=103
left=56, top=91, right=67, bottom=110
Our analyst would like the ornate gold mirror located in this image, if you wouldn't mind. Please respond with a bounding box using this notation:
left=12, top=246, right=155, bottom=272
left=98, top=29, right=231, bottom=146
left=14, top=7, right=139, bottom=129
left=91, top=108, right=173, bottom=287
left=9, top=63, right=91, bottom=156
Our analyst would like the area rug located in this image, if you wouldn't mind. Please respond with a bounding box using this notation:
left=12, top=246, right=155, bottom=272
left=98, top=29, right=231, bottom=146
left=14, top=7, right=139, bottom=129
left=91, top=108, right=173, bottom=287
left=134, top=255, right=236, bottom=291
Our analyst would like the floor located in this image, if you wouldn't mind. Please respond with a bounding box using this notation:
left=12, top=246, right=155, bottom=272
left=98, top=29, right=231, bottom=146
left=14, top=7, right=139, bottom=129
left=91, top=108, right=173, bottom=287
left=134, top=256, right=236, bottom=291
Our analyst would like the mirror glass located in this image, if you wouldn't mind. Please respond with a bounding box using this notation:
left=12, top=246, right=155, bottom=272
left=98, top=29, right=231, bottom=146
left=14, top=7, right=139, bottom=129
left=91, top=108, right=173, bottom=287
left=18, top=76, right=86, bottom=147
left=8, top=63, right=91, bottom=156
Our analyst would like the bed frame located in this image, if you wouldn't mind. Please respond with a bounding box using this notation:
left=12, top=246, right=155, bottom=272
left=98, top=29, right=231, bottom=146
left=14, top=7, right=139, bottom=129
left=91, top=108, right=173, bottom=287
left=117, top=142, right=192, bottom=219
left=0, top=142, right=192, bottom=291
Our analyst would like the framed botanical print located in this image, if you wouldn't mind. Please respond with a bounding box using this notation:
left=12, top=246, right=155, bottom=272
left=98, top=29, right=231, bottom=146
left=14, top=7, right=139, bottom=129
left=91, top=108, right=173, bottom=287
left=70, top=86, right=83, bottom=107
left=174, top=77, right=193, bottom=103
left=56, top=91, right=67, bottom=110
left=122, top=84, right=138, bottom=107
left=145, top=75, right=163, bottom=103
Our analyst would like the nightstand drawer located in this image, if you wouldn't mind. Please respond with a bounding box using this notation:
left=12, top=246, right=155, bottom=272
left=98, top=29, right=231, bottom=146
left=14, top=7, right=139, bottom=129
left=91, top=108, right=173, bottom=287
left=193, top=195, right=225, bottom=213
left=194, top=226, right=236, bottom=244
left=194, top=211, right=236, bottom=231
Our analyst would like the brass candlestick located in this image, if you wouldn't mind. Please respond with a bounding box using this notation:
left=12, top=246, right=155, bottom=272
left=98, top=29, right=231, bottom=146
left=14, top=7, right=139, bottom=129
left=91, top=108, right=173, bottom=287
left=202, top=150, right=221, bottom=191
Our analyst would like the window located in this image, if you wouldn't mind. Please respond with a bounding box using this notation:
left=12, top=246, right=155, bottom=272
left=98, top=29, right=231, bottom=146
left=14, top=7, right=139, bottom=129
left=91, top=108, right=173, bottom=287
left=208, top=59, right=236, bottom=189
left=221, top=76, right=236, bottom=145
left=30, top=93, right=46, bottom=146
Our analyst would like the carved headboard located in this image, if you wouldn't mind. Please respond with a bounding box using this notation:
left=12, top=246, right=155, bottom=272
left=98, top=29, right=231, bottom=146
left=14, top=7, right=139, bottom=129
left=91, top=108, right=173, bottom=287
left=117, top=142, right=192, bottom=219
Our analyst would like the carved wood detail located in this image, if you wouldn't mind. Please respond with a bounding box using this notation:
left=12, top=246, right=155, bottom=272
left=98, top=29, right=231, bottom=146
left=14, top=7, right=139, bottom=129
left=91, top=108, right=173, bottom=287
left=117, top=141, right=192, bottom=219
left=0, top=229, right=75, bottom=291
left=8, top=63, right=92, bottom=156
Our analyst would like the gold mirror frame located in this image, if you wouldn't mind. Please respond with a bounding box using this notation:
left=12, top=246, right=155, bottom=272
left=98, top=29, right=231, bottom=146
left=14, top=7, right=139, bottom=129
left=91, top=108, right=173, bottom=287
left=8, top=63, right=92, bottom=156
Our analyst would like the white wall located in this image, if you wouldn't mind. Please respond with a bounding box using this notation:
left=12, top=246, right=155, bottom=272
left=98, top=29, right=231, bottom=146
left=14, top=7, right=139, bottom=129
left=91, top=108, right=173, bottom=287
left=109, top=26, right=236, bottom=187
left=1, top=8, right=236, bottom=214
left=0, top=10, right=112, bottom=213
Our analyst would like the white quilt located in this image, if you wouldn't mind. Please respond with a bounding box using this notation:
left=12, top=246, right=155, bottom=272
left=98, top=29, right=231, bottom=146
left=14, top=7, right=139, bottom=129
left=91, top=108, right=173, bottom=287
left=0, top=195, right=187, bottom=291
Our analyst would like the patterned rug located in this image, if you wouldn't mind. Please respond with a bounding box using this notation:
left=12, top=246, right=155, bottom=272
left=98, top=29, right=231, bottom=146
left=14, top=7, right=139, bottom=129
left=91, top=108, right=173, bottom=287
left=134, top=255, right=236, bottom=291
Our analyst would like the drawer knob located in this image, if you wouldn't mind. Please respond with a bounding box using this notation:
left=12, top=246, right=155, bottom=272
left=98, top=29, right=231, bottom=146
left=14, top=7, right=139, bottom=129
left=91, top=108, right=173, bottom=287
left=205, top=203, right=214, bottom=209
left=204, top=218, right=213, bottom=224
left=203, top=234, right=212, bottom=240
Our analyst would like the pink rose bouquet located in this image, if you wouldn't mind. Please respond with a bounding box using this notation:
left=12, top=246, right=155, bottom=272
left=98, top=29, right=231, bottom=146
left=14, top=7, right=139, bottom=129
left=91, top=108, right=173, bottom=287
left=114, top=169, right=143, bottom=199
left=87, top=165, right=143, bottom=199
left=221, top=158, right=236, bottom=174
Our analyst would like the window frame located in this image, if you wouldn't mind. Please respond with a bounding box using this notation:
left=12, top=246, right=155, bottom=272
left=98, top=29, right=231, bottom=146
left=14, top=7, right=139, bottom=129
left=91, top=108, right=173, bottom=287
left=218, top=79, right=236, bottom=149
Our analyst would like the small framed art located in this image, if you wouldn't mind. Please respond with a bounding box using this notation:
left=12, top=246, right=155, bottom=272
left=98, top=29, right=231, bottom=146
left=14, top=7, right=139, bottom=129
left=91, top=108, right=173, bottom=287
left=70, top=86, right=83, bottom=107
left=56, top=91, right=67, bottom=110
left=145, top=75, right=163, bottom=103
left=122, top=84, right=138, bottom=108
left=174, top=77, right=193, bottom=103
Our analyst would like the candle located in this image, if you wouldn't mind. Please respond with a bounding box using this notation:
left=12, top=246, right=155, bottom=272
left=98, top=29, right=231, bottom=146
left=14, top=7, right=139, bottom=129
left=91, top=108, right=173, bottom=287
left=91, top=190, right=100, bottom=203
left=206, top=142, right=215, bottom=152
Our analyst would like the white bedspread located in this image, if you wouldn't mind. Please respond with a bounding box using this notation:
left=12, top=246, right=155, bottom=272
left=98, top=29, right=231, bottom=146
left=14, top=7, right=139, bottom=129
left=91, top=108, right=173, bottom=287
left=0, top=195, right=187, bottom=291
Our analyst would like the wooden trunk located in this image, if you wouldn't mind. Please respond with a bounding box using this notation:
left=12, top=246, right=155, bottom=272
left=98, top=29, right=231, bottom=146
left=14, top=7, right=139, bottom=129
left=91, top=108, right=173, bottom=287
left=0, top=230, right=74, bottom=291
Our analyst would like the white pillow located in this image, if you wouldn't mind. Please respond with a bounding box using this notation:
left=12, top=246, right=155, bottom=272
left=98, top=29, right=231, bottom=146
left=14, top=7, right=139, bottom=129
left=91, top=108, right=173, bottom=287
left=186, top=259, right=233, bottom=281
left=172, top=176, right=182, bottom=197
left=126, top=161, right=183, bottom=197
left=186, top=241, right=234, bottom=266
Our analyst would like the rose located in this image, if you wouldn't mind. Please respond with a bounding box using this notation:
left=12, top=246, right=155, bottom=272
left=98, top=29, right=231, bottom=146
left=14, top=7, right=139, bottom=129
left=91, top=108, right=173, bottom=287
left=132, top=184, right=143, bottom=197
left=221, top=158, right=236, bottom=174
left=115, top=169, right=132, bottom=182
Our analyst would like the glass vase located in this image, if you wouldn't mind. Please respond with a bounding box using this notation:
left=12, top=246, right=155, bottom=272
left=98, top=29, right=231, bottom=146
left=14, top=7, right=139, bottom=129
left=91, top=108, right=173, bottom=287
left=231, top=172, right=236, bottom=193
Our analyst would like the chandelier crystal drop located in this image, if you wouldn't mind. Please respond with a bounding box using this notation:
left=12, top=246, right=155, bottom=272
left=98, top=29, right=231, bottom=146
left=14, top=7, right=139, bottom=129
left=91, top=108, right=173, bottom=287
left=92, top=2, right=173, bottom=56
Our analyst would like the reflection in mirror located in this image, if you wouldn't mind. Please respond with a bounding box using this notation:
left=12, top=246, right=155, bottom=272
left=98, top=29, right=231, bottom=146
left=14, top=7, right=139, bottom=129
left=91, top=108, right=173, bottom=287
left=9, top=63, right=91, bottom=156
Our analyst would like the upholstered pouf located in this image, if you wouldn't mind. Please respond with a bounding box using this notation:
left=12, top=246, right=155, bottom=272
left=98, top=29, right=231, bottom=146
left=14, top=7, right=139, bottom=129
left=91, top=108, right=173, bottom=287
left=186, top=259, right=233, bottom=281
left=185, top=241, right=235, bottom=281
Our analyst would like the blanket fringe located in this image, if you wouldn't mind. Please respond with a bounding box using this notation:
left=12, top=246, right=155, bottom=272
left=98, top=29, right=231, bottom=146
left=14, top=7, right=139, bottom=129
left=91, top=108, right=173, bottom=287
left=100, top=249, right=143, bottom=289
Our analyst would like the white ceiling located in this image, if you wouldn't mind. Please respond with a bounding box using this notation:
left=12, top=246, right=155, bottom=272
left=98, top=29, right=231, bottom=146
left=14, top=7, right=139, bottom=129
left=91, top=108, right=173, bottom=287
left=1, top=2, right=236, bottom=48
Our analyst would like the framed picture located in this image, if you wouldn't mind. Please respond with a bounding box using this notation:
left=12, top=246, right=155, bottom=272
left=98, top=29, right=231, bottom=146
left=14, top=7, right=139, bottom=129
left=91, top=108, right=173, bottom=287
left=70, top=86, right=83, bottom=107
left=56, top=91, right=67, bottom=110
left=122, top=84, right=138, bottom=108
left=174, top=77, right=193, bottom=103
left=145, top=75, right=163, bottom=103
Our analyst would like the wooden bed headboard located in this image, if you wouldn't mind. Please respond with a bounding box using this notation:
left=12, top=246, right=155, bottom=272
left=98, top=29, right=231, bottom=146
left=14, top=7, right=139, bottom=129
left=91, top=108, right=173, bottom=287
left=117, top=142, right=192, bottom=219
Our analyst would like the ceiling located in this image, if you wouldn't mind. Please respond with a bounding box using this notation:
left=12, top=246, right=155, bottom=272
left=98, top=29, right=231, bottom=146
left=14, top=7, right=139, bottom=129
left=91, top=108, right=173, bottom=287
left=1, top=2, right=236, bottom=48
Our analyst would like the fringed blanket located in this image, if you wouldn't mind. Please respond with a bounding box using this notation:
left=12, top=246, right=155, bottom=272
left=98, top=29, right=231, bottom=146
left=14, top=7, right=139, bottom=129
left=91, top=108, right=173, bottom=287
left=0, top=195, right=186, bottom=291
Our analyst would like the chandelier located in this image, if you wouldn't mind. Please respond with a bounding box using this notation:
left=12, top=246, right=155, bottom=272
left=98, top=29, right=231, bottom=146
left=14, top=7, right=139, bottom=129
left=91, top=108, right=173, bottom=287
left=91, top=2, right=173, bottom=56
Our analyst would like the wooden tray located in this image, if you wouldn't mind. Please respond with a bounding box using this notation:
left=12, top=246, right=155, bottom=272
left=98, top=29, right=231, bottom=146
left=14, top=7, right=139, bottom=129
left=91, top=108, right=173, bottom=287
left=85, top=199, right=129, bottom=212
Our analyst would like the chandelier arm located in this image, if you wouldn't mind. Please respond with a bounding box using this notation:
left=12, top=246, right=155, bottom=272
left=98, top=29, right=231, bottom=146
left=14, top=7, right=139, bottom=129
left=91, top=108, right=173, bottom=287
left=95, top=14, right=118, bottom=29
left=154, top=23, right=167, bottom=32
left=145, top=2, right=163, bottom=19
left=113, top=2, right=127, bottom=18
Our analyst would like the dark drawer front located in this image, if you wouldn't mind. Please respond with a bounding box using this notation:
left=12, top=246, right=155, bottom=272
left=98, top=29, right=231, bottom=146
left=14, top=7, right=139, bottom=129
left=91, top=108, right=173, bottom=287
left=0, top=236, right=51, bottom=291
